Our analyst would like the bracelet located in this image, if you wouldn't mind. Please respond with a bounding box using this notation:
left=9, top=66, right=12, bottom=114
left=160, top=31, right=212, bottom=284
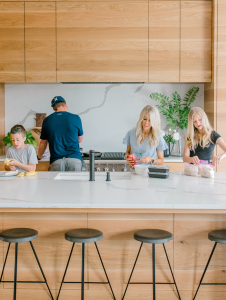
left=37, top=155, right=41, bottom=161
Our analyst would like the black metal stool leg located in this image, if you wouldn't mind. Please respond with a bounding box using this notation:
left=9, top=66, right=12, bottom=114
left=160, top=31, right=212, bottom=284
left=122, top=242, right=143, bottom=300
left=29, top=241, right=54, bottom=300
left=94, top=242, right=116, bottom=300
left=163, top=244, right=181, bottom=300
left=193, top=242, right=217, bottom=300
left=56, top=242, right=75, bottom=300
left=81, top=243, right=85, bottom=300
left=153, top=244, right=156, bottom=300
left=0, top=242, right=11, bottom=282
left=13, top=243, right=18, bottom=300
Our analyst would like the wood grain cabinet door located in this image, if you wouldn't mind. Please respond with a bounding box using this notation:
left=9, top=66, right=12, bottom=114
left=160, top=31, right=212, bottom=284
left=181, top=1, right=212, bottom=82
left=56, top=2, right=148, bottom=82
left=0, top=3, right=25, bottom=82
left=218, top=0, right=226, bottom=66
left=25, top=3, right=56, bottom=82
left=149, top=1, right=180, bottom=82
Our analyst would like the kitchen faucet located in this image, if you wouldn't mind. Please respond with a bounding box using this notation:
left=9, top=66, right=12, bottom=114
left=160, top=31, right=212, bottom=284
left=89, top=150, right=95, bottom=181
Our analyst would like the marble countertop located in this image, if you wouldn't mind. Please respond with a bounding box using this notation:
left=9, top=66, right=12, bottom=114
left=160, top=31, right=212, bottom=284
left=0, top=155, right=183, bottom=164
left=0, top=171, right=225, bottom=209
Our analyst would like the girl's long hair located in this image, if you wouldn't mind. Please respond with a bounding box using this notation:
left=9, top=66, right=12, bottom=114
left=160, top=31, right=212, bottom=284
left=185, top=107, right=213, bottom=151
left=136, top=105, right=161, bottom=148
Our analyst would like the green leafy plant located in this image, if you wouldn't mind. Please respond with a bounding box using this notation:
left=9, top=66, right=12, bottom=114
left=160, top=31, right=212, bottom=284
left=150, top=87, right=199, bottom=130
left=163, top=129, right=177, bottom=145
left=3, top=131, right=37, bottom=148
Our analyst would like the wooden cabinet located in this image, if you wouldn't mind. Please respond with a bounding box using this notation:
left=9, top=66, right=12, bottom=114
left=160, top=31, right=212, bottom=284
left=0, top=3, right=24, bottom=82
left=149, top=1, right=180, bottom=82
left=218, top=0, right=226, bottom=66
left=0, top=1, right=213, bottom=83
left=56, top=2, right=148, bottom=82
left=216, top=66, right=226, bottom=172
left=180, top=1, right=212, bottom=82
left=25, top=3, right=56, bottom=82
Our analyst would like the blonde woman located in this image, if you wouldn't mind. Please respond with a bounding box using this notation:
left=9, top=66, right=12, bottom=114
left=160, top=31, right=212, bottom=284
left=183, top=107, right=226, bottom=166
left=123, top=105, right=168, bottom=166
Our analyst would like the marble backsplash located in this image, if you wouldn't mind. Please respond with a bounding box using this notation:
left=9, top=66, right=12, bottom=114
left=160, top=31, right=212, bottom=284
left=5, top=83, right=204, bottom=153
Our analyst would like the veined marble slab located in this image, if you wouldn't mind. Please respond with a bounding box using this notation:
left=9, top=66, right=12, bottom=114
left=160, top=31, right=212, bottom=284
left=0, top=171, right=225, bottom=209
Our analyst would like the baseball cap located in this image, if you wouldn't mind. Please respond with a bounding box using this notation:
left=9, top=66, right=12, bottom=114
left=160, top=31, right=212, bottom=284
left=51, top=96, right=66, bottom=107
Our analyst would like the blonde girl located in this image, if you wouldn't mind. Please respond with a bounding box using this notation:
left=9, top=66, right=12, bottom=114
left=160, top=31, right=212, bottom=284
left=183, top=107, right=226, bottom=166
left=123, top=105, right=168, bottom=166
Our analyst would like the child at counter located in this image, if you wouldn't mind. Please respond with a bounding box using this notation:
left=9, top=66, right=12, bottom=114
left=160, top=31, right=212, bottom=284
left=5, top=125, right=37, bottom=172
left=183, top=107, right=226, bottom=166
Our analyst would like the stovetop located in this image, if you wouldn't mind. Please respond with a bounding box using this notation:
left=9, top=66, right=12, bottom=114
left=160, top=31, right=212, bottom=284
left=82, top=152, right=126, bottom=161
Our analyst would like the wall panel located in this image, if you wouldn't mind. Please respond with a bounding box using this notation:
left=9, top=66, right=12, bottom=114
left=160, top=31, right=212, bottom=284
left=181, top=1, right=212, bottom=82
left=56, top=2, right=148, bottom=82
left=25, top=2, right=56, bottom=82
left=216, top=66, right=226, bottom=172
left=0, top=3, right=24, bottom=82
left=149, top=1, right=180, bottom=82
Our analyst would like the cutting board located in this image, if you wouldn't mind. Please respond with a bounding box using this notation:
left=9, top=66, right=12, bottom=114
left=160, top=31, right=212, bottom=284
left=36, top=113, right=46, bottom=127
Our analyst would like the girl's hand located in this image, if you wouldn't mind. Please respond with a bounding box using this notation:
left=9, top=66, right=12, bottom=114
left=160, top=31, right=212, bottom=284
left=140, top=156, right=152, bottom=164
left=212, top=155, right=222, bottom=166
left=9, top=166, right=16, bottom=171
left=9, top=159, right=19, bottom=167
left=191, top=156, right=200, bottom=165
left=126, top=156, right=136, bottom=167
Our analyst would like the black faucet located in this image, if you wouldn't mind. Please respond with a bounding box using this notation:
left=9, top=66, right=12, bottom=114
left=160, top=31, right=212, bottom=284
left=89, top=150, right=95, bottom=181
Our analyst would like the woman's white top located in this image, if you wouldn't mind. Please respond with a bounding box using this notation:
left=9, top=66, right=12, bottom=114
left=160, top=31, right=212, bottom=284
left=123, top=127, right=168, bottom=160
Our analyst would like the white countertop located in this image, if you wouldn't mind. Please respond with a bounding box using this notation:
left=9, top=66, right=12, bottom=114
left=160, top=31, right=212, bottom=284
left=0, top=155, right=183, bottom=164
left=0, top=171, right=225, bottom=210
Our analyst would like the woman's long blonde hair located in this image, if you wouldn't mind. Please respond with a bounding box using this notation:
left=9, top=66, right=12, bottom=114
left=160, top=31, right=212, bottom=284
left=185, top=107, right=213, bottom=151
left=136, top=105, right=161, bottom=148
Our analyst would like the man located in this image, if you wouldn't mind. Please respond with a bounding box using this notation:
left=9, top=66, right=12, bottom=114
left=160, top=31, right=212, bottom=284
left=38, top=96, right=83, bottom=171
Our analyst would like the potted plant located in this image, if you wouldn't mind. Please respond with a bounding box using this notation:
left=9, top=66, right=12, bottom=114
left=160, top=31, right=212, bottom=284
left=151, top=86, right=199, bottom=156
left=162, top=128, right=179, bottom=157
left=3, top=131, right=37, bottom=148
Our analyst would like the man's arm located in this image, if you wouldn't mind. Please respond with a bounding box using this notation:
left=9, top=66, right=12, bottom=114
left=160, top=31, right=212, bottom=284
left=78, top=135, right=83, bottom=143
left=38, top=140, right=48, bottom=160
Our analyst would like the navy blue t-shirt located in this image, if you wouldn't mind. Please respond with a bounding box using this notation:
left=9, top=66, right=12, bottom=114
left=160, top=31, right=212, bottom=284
left=40, top=112, right=83, bottom=164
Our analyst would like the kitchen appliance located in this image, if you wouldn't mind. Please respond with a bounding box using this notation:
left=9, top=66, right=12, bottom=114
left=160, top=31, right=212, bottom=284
left=82, top=152, right=125, bottom=161
left=82, top=152, right=129, bottom=172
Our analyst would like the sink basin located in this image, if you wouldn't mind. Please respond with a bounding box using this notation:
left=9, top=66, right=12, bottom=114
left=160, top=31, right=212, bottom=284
left=54, top=172, right=131, bottom=181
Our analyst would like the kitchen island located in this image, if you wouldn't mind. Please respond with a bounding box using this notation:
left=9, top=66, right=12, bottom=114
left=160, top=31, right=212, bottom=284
left=0, top=171, right=225, bottom=300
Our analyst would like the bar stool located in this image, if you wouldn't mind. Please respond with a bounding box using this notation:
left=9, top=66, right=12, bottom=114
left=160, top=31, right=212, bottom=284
left=0, top=228, right=53, bottom=300
left=122, top=229, right=181, bottom=300
left=56, top=228, right=116, bottom=300
left=193, top=230, right=226, bottom=300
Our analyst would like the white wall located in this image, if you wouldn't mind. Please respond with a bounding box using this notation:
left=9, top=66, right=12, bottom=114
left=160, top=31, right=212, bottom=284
left=5, top=83, right=204, bottom=152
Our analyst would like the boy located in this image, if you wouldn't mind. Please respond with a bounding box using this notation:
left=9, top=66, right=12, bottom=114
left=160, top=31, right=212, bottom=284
left=5, top=125, right=38, bottom=172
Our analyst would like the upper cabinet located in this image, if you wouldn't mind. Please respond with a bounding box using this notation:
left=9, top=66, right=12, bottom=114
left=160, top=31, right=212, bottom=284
left=56, top=2, right=148, bottom=82
left=0, top=0, right=212, bottom=83
left=180, top=1, right=212, bottom=82
left=0, top=3, right=24, bottom=82
left=149, top=1, right=180, bottom=82
left=25, top=3, right=56, bottom=82
left=218, top=0, right=226, bottom=66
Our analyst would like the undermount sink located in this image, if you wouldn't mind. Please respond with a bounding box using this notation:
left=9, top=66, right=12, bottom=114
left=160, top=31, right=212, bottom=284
left=54, top=172, right=131, bottom=181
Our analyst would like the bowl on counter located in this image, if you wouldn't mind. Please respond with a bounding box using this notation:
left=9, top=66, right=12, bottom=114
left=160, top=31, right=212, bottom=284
left=134, top=165, right=148, bottom=176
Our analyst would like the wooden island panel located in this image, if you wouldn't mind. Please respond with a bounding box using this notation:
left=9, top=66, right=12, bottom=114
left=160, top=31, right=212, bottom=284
left=0, top=211, right=225, bottom=299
